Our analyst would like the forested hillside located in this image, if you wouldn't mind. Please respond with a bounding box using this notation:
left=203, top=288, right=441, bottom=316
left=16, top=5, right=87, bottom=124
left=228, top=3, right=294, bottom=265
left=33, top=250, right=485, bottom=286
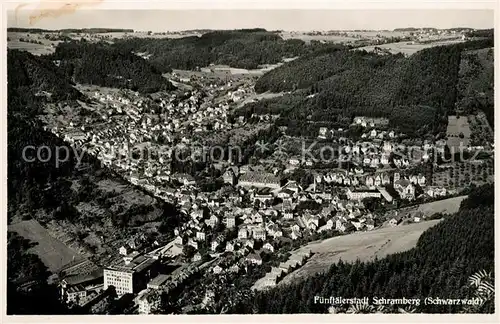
left=254, top=50, right=406, bottom=93
left=110, top=29, right=343, bottom=71
left=49, top=41, right=175, bottom=93
left=8, top=50, right=83, bottom=108
left=236, top=38, right=493, bottom=137
left=456, top=47, right=494, bottom=126
left=231, top=184, right=495, bottom=314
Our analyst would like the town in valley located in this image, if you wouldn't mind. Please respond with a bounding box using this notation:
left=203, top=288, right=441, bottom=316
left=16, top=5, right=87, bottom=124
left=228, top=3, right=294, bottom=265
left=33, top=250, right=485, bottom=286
left=6, top=9, right=495, bottom=316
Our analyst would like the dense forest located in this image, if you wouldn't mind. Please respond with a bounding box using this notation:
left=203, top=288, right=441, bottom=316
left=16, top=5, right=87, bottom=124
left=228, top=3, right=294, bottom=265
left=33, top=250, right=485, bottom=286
left=236, top=38, right=493, bottom=137
left=110, top=29, right=346, bottom=71
left=231, top=184, right=495, bottom=314
left=455, top=46, right=494, bottom=126
left=8, top=50, right=83, bottom=107
left=49, top=41, right=175, bottom=93
left=465, top=28, right=494, bottom=39
left=254, top=49, right=405, bottom=93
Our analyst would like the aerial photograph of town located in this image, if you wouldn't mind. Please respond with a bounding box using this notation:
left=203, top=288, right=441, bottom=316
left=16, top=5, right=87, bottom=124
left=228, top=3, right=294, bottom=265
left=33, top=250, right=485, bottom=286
left=5, top=6, right=495, bottom=317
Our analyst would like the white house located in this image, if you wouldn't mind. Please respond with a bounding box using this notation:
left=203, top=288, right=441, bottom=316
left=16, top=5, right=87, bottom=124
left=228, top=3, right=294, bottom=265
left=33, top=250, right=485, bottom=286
left=263, top=243, right=274, bottom=253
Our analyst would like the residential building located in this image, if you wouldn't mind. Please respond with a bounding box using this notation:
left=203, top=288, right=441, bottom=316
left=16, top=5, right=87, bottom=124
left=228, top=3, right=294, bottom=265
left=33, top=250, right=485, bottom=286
left=246, top=253, right=263, bottom=265
left=365, top=176, right=375, bottom=188
left=226, top=215, right=236, bottom=228
left=223, top=168, right=237, bottom=186
left=65, top=285, right=87, bottom=305
left=252, top=212, right=264, bottom=224
left=211, top=240, right=220, bottom=252
left=389, top=217, right=403, bottom=227
left=208, top=215, right=219, bottom=227
left=225, top=242, right=235, bottom=252
left=252, top=227, right=267, bottom=240
left=238, top=228, right=248, bottom=240
left=136, top=289, right=160, bottom=315
left=176, top=173, right=196, bottom=186
left=174, top=236, right=184, bottom=246
left=263, top=243, right=274, bottom=253
left=192, top=252, right=202, bottom=262
left=196, top=231, right=206, bottom=241
left=119, top=246, right=128, bottom=256
left=229, top=264, right=240, bottom=273
left=290, top=229, right=301, bottom=240
left=394, top=180, right=416, bottom=200
left=245, top=239, right=255, bottom=249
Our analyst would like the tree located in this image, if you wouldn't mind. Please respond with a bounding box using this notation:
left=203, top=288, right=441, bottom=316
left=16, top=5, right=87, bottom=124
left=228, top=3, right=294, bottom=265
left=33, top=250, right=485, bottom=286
left=464, top=269, right=495, bottom=313
left=362, top=197, right=381, bottom=211
left=183, top=245, right=196, bottom=259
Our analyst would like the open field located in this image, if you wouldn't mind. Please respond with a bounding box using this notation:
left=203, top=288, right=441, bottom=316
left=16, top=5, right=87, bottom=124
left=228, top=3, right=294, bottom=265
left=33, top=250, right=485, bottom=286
left=378, top=195, right=468, bottom=227
left=199, top=62, right=288, bottom=77
left=356, top=39, right=464, bottom=56
left=171, top=69, right=258, bottom=82
left=273, top=219, right=442, bottom=288
left=8, top=32, right=61, bottom=55
left=7, top=31, right=201, bottom=56
left=446, top=115, right=471, bottom=149
left=9, top=219, right=86, bottom=273
left=280, top=31, right=359, bottom=43
left=417, top=195, right=467, bottom=216
left=7, top=40, right=55, bottom=55
left=236, top=91, right=285, bottom=108
left=168, top=79, right=194, bottom=91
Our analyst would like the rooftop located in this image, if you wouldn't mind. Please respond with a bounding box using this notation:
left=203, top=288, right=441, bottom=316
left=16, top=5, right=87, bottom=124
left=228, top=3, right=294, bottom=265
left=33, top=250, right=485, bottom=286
left=147, top=274, right=170, bottom=288
left=62, top=268, right=103, bottom=286
left=107, top=254, right=157, bottom=274
left=239, top=171, right=280, bottom=185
